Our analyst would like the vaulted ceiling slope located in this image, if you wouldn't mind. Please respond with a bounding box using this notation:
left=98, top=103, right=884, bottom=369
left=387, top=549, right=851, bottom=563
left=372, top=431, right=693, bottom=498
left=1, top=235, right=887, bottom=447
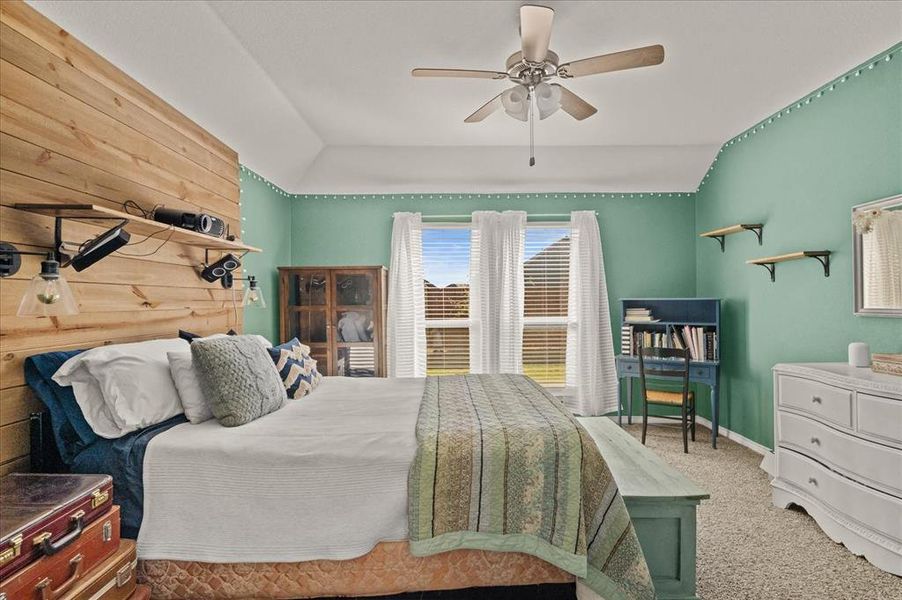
left=26, top=1, right=902, bottom=194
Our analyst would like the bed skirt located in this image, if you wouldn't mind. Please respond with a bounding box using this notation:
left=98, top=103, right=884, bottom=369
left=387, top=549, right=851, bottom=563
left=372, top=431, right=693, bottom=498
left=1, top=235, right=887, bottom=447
left=137, top=541, right=574, bottom=599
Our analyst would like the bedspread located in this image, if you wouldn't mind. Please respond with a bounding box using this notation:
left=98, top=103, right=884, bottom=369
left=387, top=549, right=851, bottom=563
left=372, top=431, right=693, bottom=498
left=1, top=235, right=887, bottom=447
left=408, top=374, right=654, bottom=600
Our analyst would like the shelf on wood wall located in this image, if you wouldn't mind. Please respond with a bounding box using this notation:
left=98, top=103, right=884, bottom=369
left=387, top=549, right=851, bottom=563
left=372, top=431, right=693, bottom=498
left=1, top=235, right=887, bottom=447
left=14, top=203, right=260, bottom=253
left=699, top=223, right=763, bottom=252
left=746, top=251, right=831, bottom=282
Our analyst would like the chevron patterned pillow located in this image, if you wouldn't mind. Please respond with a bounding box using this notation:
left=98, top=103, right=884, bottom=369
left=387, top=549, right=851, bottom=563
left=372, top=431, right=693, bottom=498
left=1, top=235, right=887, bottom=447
left=267, top=338, right=323, bottom=399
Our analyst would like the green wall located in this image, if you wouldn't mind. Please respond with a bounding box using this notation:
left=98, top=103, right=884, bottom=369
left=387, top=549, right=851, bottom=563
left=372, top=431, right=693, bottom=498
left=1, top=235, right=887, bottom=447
left=291, top=192, right=697, bottom=417
left=238, top=165, right=293, bottom=342
left=694, top=43, right=902, bottom=449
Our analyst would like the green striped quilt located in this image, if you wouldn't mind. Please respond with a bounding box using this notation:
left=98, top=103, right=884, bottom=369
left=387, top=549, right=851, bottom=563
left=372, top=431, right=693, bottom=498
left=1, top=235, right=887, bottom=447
left=409, top=374, right=654, bottom=600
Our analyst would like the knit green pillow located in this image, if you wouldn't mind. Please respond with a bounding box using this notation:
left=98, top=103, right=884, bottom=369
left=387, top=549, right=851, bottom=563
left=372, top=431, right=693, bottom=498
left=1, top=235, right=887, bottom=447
left=190, top=335, right=286, bottom=427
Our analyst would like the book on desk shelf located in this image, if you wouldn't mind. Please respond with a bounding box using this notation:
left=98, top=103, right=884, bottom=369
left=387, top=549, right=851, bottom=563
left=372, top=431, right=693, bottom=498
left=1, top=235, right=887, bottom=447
left=621, top=324, right=717, bottom=361
left=624, top=307, right=659, bottom=323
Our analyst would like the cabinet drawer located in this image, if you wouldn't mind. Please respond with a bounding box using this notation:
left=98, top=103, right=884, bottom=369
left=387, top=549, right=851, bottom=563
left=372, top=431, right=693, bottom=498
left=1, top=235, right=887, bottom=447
left=778, top=375, right=852, bottom=429
left=778, top=449, right=902, bottom=543
left=620, top=361, right=713, bottom=381
left=778, top=411, right=902, bottom=497
left=857, top=393, right=902, bottom=447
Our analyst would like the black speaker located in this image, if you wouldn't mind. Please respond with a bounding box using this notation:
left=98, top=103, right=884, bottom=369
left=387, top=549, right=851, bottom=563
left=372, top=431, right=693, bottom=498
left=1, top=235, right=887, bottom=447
left=154, top=208, right=225, bottom=238
left=201, top=253, right=241, bottom=283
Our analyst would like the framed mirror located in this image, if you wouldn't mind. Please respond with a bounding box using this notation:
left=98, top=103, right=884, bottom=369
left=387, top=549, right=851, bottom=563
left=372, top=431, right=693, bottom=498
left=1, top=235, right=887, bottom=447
left=853, top=194, right=902, bottom=317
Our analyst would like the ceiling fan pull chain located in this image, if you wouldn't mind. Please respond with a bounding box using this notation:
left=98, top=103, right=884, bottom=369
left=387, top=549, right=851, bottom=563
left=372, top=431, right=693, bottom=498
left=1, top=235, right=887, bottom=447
left=529, top=91, right=535, bottom=167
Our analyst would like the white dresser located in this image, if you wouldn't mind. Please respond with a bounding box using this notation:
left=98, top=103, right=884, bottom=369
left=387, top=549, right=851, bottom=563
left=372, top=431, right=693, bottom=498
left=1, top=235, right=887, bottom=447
left=772, top=363, right=902, bottom=575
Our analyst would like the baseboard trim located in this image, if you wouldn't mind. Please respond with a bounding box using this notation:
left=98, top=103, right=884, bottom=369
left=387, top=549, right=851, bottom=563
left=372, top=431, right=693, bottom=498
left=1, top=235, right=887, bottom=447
left=616, top=415, right=775, bottom=474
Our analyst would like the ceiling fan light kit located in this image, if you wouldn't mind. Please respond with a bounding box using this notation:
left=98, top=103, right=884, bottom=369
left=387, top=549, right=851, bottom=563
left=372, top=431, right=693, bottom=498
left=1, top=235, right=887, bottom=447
left=413, top=4, right=665, bottom=166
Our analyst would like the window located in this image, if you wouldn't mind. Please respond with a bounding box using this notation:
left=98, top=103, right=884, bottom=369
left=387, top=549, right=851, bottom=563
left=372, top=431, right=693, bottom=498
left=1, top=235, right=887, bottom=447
left=421, top=223, right=570, bottom=386
left=523, top=227, right=570, bottom=386
left=423, top=226, right=471, bottom=375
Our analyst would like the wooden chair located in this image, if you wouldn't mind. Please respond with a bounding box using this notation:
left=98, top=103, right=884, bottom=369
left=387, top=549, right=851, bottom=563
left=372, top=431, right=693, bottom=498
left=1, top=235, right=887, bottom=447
left=638, top=346, right=696, bottom=453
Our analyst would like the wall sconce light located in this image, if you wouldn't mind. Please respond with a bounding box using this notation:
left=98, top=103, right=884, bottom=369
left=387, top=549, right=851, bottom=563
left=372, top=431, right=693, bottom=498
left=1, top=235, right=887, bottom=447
left=242, top=275, right=265, bottom=309
left=0, top=242, right=79, bottom=316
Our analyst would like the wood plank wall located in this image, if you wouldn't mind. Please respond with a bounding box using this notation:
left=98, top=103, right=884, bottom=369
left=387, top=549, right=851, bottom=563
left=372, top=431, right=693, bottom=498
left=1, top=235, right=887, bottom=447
left=0, top=1, right=244, bottom=474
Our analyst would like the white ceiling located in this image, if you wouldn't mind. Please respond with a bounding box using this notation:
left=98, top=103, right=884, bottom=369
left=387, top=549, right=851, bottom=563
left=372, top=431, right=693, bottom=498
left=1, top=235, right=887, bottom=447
left=27, top=1, right=902, bottom=194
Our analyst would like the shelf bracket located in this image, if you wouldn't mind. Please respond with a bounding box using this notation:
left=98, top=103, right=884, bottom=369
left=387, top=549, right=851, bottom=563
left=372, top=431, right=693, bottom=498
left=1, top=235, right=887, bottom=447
left=757, top=262, right=777, bottom=282
left=741, top=224, right=764, bottom=245
left=711, top=235, right=726, bottom=253
left=810, top=252, right=830, bottom=278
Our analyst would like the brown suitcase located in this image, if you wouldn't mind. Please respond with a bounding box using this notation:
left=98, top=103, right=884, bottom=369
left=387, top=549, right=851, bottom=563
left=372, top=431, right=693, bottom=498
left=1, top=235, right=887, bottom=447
left=1, top=474, right=114, bottom=580
left=0, top=506, right=120, bottom=600
left=59, top=540, right=136, bottom=600
left=125, top=584, right=149, bottom=600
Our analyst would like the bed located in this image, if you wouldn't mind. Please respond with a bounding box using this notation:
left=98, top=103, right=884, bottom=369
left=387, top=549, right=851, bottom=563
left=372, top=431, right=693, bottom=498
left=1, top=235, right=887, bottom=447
left=28, top=352, right=705, bottom=600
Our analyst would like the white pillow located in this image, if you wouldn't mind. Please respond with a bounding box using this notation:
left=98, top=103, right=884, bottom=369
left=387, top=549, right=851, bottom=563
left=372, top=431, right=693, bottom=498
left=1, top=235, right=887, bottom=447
left=167, top=352, right=213, bottom=424
left=54, top=338, right=189, bottom=438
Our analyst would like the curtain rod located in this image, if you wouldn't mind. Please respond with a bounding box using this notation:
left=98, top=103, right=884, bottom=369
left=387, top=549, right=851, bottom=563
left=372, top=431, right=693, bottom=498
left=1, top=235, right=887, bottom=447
left=421, top=212, right=596, bottom=220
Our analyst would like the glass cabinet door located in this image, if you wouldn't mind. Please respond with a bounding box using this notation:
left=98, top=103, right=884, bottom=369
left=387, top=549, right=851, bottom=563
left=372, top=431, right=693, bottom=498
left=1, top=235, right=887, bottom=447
left=284, top=270, right=331, bottom=374
left=332, top=270, right=377, bottom=377
left=334, top=272, right=375, bottom=307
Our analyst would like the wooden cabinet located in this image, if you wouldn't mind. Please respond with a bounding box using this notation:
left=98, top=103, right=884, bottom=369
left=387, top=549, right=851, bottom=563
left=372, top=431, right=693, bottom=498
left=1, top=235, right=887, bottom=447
left=278, top=267, right=387, bottom=377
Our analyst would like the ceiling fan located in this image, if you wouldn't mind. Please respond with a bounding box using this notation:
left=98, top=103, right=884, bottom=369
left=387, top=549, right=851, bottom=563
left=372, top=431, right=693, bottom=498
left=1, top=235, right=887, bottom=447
left=412, top=4, right=665, bottom=166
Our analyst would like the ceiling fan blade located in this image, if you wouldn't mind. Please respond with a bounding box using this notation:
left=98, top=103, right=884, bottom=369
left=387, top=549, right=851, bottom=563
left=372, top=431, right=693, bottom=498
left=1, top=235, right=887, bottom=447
left=520, top=5, right=554, bottom=63
left=555, top=85, right=597, bottom=120
left=558, top=44, right=665, bottom=78
left=412, top=68, right=507, bottom=80
left=464, top=92, right=504, bottom=123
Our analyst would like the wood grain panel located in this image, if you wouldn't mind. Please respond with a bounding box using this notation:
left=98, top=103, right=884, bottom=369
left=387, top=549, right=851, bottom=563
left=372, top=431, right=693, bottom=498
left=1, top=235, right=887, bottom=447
left=0, top=1, right=244, bottom=473
left=0, top=61, right=237, bottom=203
left=0, top=22, right=236, bottom=183
left=1, top=133, right=239, bottom=226
left=0, top=420, right=30, bottom=463
left=1, top=385, right=40, bottom=426
left=0, top=455, right=30, bottom=476
left=0, top=0, right=237, bottom=165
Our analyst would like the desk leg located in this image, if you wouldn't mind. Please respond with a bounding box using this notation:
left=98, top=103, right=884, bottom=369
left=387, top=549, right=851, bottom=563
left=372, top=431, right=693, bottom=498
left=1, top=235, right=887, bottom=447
left=627, top=378, right=633, bottom=426
left=711, top=383, right=719, bottom=449
left=618, top=377, right=623, bottom=426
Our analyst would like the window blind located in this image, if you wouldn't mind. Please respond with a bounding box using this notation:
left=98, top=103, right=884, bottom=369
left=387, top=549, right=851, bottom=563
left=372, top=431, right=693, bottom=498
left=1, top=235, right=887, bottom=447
left=523, top=227, right=570, bottom=386
left=421, top=224, right=570, bottom=385
left=423, top=226, right=471, bottom=375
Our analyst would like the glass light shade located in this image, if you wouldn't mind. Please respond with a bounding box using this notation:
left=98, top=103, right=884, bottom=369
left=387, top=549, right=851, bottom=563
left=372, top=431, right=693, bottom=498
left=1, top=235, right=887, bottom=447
left=243, top=281, right=266, bottom=309
left=535, top=82, right=561, bottom=119
left=501, top=85, right=530, bottom=121
left=17, top=262, right=78, bottom=316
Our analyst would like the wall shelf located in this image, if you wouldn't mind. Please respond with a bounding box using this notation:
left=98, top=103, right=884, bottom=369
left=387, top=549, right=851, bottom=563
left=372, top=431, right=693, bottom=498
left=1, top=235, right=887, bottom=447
left=746, top=251, right=831, bottom=282
left=699, top=223, right=763, bottom=252
left=14, top=203, right=260, bottom=253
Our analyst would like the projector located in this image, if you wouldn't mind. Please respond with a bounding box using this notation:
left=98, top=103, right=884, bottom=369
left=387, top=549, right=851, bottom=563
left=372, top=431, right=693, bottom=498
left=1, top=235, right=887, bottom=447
left=153, top=207, right=225, bottom=238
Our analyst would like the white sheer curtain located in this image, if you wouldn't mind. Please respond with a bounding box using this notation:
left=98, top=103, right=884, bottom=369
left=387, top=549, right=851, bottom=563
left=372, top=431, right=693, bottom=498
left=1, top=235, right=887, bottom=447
left=864, top=211, right=902, bottom=308
left=387, top=212, right=426, bottom=377
left=469, top=211, right=526, bottom=373
left=565, top=211, right=618, bottom=416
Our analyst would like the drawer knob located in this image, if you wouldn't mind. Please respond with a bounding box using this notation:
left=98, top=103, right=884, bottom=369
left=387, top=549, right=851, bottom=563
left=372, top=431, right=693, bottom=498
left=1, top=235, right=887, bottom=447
left=810, top=437, right=820, bottom=445
left=808, top=477, right=818, bottom=486
left=811, top=396, right=822, bottom=404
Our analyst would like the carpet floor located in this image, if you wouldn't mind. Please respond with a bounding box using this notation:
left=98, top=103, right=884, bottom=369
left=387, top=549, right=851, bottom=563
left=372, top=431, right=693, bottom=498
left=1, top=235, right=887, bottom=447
left=624, top=423, right=900, bottom=600
left=317, top=423, right=900, bottom=600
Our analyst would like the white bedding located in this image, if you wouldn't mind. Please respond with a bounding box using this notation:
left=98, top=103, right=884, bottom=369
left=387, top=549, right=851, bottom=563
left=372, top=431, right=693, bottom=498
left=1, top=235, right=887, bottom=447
left=137, top=376, right=424, bottom=562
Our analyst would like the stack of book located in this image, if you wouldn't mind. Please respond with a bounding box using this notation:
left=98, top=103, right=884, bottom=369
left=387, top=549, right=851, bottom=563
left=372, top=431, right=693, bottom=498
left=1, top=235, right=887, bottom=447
left=620, top=325, right=718, bottom=361
left=672, top=326, right=718, bottom=362
left=624, top=307, right=659, bottom=323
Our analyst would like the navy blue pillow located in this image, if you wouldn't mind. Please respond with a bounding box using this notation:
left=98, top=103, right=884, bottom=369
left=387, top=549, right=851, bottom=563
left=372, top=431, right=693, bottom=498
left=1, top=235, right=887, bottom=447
left=24, top=350, right=98, bottom=464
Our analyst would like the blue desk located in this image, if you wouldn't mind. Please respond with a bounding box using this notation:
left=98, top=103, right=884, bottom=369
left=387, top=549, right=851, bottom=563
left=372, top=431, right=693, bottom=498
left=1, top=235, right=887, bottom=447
left=616, top=355, right=721, bottom=448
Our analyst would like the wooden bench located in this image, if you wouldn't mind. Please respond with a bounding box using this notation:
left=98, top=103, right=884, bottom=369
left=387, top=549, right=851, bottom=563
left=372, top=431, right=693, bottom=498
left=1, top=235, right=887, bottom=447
left=578, top=417, right=709, bottom=600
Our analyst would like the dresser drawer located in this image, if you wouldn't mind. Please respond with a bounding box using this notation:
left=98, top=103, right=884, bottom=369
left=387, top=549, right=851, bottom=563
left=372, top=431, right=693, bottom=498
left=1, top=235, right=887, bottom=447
left=778, top=411, right=902, bottom=497
left=778, top=375, right=852, bottom=429
left=857, top=393, right=902, bottom=447
left=778, top=449, right=902, bottom=543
